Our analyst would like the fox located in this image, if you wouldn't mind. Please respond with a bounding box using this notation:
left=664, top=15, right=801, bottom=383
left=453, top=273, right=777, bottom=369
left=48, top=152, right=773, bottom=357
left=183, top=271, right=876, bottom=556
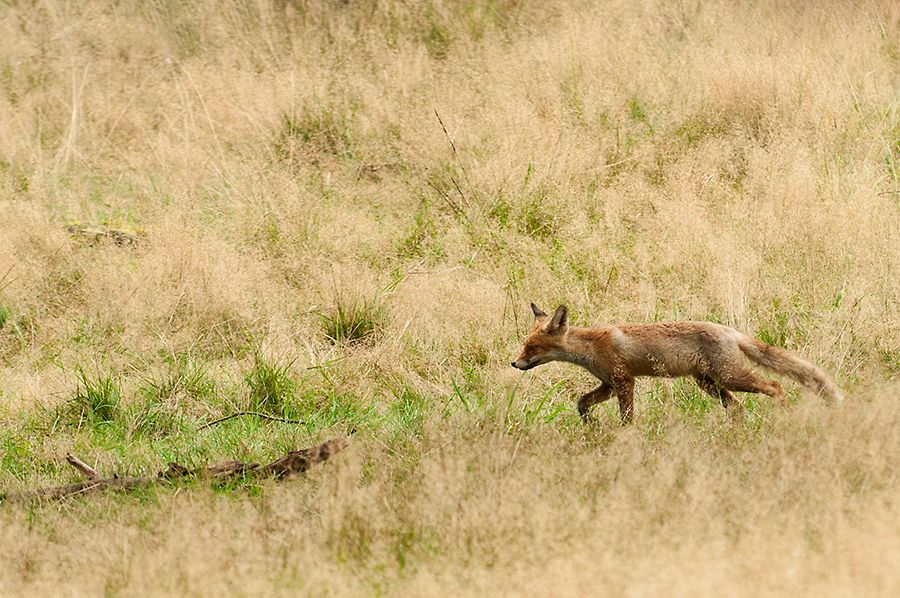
left=512, top=303, right=843, bottom=423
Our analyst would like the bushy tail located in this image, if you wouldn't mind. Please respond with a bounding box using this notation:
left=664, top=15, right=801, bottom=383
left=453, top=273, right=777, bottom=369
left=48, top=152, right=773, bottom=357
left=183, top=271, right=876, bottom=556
left=738, top=337, right=844, bottom=403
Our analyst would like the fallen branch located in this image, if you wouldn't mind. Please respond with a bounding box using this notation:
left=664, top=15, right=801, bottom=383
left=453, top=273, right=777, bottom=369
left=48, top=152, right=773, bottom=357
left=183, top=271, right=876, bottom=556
left=197, top=411, right=306, bottom=431
left=2, top=438, right=348, bottom=504
left=65, top=454, right=101, bottom=480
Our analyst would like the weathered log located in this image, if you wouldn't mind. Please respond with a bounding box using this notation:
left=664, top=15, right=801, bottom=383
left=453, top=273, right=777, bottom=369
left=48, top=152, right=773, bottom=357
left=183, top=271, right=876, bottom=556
left=260, top=437, right=348, bottom=478
left=1, top=438, right=348, bottom=504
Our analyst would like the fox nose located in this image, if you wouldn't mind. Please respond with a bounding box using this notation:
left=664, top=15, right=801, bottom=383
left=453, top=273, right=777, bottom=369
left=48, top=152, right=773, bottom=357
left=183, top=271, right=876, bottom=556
left=511, top=361, right=517, bottom=368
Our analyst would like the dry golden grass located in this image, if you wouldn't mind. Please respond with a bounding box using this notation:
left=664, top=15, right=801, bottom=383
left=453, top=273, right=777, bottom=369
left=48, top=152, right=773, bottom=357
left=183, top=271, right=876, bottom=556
left=0, top=0, right=898, bottom=595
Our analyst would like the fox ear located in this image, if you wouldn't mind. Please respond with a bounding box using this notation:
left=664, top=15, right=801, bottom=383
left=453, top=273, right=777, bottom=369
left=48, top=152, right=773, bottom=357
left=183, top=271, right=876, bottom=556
left=530, top=303, right=547, bottom=319
left=546, top=305, right=568, bottom=333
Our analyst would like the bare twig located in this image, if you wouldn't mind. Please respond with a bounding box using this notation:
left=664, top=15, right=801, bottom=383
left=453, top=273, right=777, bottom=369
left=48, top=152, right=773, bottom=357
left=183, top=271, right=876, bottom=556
left=198, top=411, right=306, bottom=431
left=65, top=453, right=101, bottom=480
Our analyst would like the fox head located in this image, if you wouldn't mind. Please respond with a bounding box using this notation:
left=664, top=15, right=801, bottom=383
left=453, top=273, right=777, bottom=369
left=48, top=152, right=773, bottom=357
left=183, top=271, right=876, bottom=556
left=511, top=303, right=569, bottom=370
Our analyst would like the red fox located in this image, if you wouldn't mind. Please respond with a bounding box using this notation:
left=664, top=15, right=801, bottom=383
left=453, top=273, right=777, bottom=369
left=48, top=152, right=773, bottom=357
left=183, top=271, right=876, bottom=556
left=512, top=304, right=843, bottom=423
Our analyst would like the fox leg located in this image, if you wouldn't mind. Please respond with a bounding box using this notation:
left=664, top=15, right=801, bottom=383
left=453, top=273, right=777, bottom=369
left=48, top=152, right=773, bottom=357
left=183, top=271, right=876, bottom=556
left=577, top=383, right=613, bottom=421
left=694, top=375, right=744, bottom=414
left=722, top=371, right=788, bottom=408
left=614, top=377, right=635, bottom=424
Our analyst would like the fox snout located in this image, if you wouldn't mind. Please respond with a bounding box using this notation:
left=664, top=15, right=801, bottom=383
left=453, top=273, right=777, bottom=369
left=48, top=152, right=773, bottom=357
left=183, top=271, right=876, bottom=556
left=511, top=359, right=535, bottom=370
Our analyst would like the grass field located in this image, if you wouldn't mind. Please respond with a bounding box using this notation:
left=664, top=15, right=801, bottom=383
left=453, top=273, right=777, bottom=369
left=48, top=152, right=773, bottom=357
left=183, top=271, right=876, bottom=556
left=1, top=0, right=898, bottom=595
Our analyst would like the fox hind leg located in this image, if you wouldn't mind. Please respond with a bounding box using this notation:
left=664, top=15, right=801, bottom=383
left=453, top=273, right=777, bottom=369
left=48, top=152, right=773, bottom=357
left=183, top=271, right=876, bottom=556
left=694, top=375, right=744, bottom=415
left=577, top=383, right=613, bottom=421
left=722, top=370, right=788, bottom=408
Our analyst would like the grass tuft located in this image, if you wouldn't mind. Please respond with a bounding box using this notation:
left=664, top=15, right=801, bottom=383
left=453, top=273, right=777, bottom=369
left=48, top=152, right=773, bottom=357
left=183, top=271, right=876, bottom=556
left=274, top=105, right=354, bottom=166
left=244, top=355, right=297, bottom=416
left=320, top=296, right=385, bottom=345
left=63, top=367, right=122, bottom=429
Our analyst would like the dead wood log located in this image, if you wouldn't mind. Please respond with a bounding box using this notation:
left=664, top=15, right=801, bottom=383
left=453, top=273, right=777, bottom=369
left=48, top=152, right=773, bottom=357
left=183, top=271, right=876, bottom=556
left=260, top=436, right=348, bottom=478
left=1, top=438, right=348, bottom=504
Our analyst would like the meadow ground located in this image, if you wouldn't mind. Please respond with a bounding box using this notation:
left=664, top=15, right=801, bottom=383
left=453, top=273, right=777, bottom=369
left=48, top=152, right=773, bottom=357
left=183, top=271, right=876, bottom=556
left=0, top=0, right=898, bottom=595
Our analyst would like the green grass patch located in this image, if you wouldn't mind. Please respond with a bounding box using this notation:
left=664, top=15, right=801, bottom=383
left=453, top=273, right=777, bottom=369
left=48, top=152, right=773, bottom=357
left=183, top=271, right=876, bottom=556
left=244, top=355, right=297, bottom=416
left=755, top=297, right=810, bottom=348
left=0, top=431, right=35, bottom=480
left=386, top=384, right=428, bottom=440
left=274, top=103, right=356, bottom=166
left=519, top=197, right=557, bottom=240
left=675, top=111, right=728, bottom=147
left=123, top=398, right=184, bottom=440
left=397, top=200, right=443, bottom=261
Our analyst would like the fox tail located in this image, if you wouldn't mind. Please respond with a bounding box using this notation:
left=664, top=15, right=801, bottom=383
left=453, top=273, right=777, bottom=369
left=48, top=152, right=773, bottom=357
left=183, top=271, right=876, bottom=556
left=738, top=337, right=844, bottom=403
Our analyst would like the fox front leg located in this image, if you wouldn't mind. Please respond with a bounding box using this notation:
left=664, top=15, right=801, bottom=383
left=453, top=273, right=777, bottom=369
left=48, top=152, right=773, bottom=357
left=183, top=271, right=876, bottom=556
left=577, top=383, right=613, bottom=421
left=614, top=377, right=636, bottom=424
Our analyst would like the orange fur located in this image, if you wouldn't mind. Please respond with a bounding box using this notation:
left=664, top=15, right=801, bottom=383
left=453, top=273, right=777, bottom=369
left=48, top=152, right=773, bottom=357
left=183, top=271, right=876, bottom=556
left=512, top=304, right=843, bottom=423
